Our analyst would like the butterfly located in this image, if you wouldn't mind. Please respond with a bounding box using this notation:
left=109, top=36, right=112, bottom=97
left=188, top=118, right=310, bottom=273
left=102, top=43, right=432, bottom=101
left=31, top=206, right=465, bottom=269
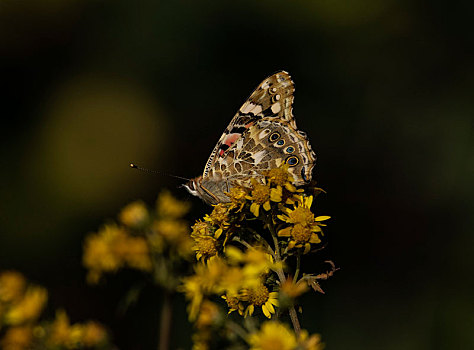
left=184, top=71, right=316, bottom=205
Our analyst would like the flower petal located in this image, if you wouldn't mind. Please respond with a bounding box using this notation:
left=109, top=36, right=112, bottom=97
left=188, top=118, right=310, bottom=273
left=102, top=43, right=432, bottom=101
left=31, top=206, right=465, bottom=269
left=263, top=201, right=271, bottom=211
left=278, top=227, right=292, bottom=237
left=250, top=203, right=260, bottom=217
left=265, top=301, right=275, bottom=314
left=248, top=304, right=254, bottom=316
left=270, top=188, right=282, bottom=202
left=303, top=243, right=311, bottom=254
left=214, top=228, right=223, bottom=238
left=262, top=305, right=271, bottom=318
left=309, top=234, right=321, bottom=244
left=304, top=195, right=313, bottom=208
left=315, top=215, right=331, bottom=221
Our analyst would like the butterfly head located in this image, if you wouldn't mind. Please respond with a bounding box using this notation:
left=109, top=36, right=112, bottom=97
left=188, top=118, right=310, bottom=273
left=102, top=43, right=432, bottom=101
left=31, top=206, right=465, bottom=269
left=183, top=176, right=201, bottom=198
left=183, top=176, right=224, bottom=205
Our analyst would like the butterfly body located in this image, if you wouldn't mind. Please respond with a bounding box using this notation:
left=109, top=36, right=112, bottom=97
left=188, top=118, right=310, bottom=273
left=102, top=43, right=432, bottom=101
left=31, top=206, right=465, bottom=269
left=184, top=71, right=316, bottom=205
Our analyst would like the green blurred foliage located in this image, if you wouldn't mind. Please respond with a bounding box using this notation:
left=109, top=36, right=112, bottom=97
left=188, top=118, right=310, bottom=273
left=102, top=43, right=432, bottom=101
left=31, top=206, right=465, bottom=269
left=1, top=0, right=473, bottom=349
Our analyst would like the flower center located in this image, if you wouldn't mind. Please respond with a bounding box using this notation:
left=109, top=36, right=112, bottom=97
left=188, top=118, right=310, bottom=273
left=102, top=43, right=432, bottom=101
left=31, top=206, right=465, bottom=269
left=196, top=237, right=217, bottom=257
left=288, top=207, right=314, bottom=226
left=291, top=224, right=312, bottom=243
left=191, top=221, right=209, bottom=235
left=251, top=184, right=270, bottom=204
left=225, top=295, right=240, bottom=310
left=208, top=204, right=229, bottom=224
left=267, top=167, right=290, bottom=186
left=248, top=285, right=270, bottom=306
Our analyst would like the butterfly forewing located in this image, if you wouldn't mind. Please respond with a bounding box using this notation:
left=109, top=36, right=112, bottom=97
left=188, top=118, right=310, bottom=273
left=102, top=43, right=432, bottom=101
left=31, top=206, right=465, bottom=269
left=203, top=71, right=296, bottom=178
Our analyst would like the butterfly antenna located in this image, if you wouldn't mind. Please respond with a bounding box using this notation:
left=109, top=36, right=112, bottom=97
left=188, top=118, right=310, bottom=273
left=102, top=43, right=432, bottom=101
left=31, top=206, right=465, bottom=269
left=130, top=163, right=191, bottom=182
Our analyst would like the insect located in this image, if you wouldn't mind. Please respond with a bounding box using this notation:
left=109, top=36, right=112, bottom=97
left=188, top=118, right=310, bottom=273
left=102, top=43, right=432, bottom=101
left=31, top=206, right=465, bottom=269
left=184, top=71, right=316, bottom=205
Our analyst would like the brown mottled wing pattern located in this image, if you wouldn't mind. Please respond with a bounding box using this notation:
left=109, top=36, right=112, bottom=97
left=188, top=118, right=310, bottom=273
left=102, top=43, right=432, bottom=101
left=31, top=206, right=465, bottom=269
left=203, top=71, right=296, bottom=178
left=211, top=119, right=316, bottom=189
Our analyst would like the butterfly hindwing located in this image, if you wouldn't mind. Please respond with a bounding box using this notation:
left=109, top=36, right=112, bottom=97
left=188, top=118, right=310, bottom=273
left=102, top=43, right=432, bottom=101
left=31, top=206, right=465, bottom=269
left=203, top=71, right=296, bottom=177
left=210, top=119, right=316, bottom=188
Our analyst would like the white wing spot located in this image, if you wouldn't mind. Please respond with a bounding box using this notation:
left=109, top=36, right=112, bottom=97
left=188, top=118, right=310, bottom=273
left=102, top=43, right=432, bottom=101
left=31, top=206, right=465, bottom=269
left=241, top=102, right=256, bottom=114
left=252, top=104, right=263, bottom=115
left=258, top=129, right=271, bottom=139
left=253, top=150, right=266, bottom=163
left=271, top=103, right=281, bottom=113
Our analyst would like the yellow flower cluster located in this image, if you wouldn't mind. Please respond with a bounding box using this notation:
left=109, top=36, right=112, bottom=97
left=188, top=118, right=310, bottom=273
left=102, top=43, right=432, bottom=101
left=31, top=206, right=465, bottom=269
left=0, top=271, right=110, bottom=350
left=0, top=271, right=47, bottom=328
left=83, top=224, right=152, bottom=284
left=83, top=191, right=193, bottom=284
left=181, top=163, right=335, bottom=349
left=181, top=247, right=279, bottom=321
left=248, top=321, right=324, bottom=350
left=47, top=310, right=108, bottom=348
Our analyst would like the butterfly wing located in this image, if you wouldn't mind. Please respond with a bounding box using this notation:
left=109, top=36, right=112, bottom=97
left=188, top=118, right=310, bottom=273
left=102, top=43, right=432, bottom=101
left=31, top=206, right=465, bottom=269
left=209, top=119, right=316, bottom=188
left=203, top=71, right=296, bottom=178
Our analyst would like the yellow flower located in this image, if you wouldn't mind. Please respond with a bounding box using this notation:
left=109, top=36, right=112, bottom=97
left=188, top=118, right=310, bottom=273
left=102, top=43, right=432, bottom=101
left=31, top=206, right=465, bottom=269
left=82, top=321, right=107, bottom=347
left=264, top=164, right=298, bottom=192
left=226, top=246, right=281, bottom=286
left=117, top=236, right=153, bottom=271
left=246, top=179, right=282, bottom=217
left=180, top=275, right=203, bottom=321
left=83, top=225, right=125, bottom=283
left=5, top=286, right=47, bottom=325
left=204, top=203, right=230, bottom=228
left=156, top=191, right=190, bottom=218
left=280, top=277, right=309, bottom=298
left=248, top=321, right=297, bottom=350
left=222, top=293, right=244, bottom=315
left=195, top=300, right=220, bottom=330
left=151, top=219, right=193, bottom=257
left=0, top=326, right=33, bottom=350
left=192, top=236, right=219, bottom=261
left=242, top=285, right=279, bottom=319
left=277, top=196, right=330, bottom=253
left=48, top=310, right=108, bottom=348
left=48, top=310, right=75, bottom=347
left=0, top=271, right=26, bottom=304
left=225, top=186, right=248, bottom=211
left=83, top=225, right=152, bottom=283
left=180, top=257, right=228, bottom=320
left=298, top=330, right=324, bottom=350
left=191, top=221, right=222, bottom=261
left=119, top=201, right=149, bottom=227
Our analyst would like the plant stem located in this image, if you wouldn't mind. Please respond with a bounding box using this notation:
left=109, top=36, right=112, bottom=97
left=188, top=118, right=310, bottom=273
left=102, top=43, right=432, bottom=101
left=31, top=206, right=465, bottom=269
left=226, top=319, right=249, bottom=342
left=294, top=254, right=301, bottom=282
left=158, top=290, right=173, bottom=350
left=267, top=218, right=301, bottom=336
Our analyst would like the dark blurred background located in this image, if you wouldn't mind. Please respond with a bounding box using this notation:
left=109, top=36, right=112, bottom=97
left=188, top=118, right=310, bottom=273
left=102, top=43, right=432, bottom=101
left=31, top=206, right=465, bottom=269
left=1, top=0, right=473, bottom=349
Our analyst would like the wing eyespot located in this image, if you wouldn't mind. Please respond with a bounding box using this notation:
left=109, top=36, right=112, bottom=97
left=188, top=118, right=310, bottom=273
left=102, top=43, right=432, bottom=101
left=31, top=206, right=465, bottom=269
left=286, top=146, right=295, bottom=154
left=271, top=94, right=281, bottom=103
left=268, top=132, right=281, bottom=142
left=276, top=139, right=285, bottom=146
left=286, top=156, right=299, bottom=166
